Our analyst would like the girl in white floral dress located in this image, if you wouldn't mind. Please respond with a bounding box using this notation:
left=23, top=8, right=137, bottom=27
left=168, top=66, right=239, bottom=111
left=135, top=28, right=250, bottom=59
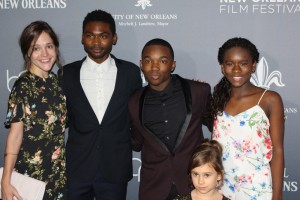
left=1, top=21, right=67, bottom=200
left=210, top=37, right=284, bottom=200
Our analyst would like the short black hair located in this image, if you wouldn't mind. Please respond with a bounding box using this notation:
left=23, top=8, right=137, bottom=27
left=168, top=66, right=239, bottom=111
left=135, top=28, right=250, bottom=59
left=83, top=9, right=116, bottom=35
left=142, top=38, right=174, bottom=59
left=218, top=37, right=259, bottom=64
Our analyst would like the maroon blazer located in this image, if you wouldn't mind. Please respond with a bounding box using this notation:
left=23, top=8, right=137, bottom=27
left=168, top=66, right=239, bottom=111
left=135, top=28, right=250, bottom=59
left=128, top=75, right=211, bottom=200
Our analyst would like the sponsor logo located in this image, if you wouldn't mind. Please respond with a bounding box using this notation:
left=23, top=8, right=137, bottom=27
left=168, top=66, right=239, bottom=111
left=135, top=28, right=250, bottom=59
left=250, top=58, right=298, bottom=121
left=284, top=107, right=297, bottom=120
left=113, top=13, right=178, bottom=27
left=0, top=0, right=67, bottom=9
left=132, top=157, right=141, bottom=182
left=251, top=57, right=285, bottom=89
left=135, top=0, right=152, bottom=10
left=284, top=168, right=298, bottom=192
left=219, top=0, right=300, bottom=14
left=112, top=1, right=178, bottom=28
left=6, top=69, right=26, bottom=92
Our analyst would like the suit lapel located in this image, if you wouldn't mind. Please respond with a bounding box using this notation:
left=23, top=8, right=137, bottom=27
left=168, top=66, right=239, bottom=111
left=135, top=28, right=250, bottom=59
left=72, top=58, right=99, bottom=125
left=100, top=55, right=123, bottom=124
left=174, top=76, right=192, bottom=149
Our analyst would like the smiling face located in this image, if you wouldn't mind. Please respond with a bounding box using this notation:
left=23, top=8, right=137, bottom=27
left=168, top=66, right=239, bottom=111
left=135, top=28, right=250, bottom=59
left=140, top=44, right=176, bottom=91
left=82, top=21, right=117, bottom=64
left=29, top=31, right=57, bottom=78
left=191, top=163, right=222, bottom=196
left=221, top=47, right=256, bottom=89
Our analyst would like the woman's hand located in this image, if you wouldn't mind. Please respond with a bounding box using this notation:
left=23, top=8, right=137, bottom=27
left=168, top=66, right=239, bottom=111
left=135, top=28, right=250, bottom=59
left=1, top=181, right=23, bottom=200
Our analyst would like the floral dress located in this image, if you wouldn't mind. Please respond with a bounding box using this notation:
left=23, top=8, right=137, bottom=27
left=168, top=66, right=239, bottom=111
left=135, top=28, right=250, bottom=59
left=5, top=71, right=67, bottom=200
left=212, top=90, right=273, bottom=200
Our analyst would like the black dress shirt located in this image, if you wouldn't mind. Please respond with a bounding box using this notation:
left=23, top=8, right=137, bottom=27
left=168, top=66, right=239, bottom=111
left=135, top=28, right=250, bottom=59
left=143, top=76, right=186, bottom=152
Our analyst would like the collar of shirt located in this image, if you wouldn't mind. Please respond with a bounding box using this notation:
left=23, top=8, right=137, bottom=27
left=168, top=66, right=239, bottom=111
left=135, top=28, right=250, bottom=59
left=147, top=75, right=176, bottom=98
left=84, top=54, right=114, bottom=73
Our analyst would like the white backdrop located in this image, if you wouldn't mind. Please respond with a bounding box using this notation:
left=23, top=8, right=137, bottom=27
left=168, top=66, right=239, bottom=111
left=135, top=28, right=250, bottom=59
left=0, top=0, right=299, bottom=199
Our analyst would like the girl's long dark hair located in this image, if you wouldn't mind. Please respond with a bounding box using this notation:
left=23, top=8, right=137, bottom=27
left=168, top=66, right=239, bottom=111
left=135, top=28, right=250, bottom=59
left=208, top=37, right=259, bottom=121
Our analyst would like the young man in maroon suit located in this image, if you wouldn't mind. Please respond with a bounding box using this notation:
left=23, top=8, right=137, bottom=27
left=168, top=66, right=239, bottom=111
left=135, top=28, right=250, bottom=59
left=128, top=38, right=212, bottom=200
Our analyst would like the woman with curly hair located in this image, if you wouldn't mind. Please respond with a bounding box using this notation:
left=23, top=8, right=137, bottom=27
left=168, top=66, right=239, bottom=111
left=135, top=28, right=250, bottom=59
left=210, top=37, right=284, bottom=200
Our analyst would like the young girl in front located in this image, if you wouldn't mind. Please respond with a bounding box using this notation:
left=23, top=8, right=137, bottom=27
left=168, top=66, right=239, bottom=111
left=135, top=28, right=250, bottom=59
left=211, top=37, right=284, bottom=200
left=174, top=139, right=230, bottom=200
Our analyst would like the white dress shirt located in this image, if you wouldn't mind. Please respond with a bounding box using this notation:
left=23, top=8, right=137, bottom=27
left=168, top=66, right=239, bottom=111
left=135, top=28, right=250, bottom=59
left=80, top=55, right=117, bottom=124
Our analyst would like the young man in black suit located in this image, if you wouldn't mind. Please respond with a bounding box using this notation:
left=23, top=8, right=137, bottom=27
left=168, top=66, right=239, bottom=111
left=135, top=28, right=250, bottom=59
left=128, top=38, right=211, bottom=200
left=58, top=10, right=142, bottom=200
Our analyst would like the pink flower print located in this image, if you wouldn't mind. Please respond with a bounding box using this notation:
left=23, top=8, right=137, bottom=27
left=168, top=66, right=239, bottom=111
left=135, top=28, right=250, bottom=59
left=48, top=115, right=55, bottom=124
left=242, top=140, right=251, bottom=151
left=264, top=137, right=272, bottom=149
left=31, top=150, right=42, bottom=164
left=264, top=173, right=269, bottom=177
left=45, top=111, right=56, bottom=124
left=52, top=147, right=61, bottom=160
left=266, top=150, right=272, bottom=160
left=257, top=129, right=262, bottom=137
left=60, top=114, right=66, bottom=123
left=252, top=145, right=258, bottom=154
left=12, top=105, right=17, bottom=116
left=213, top=120, right=218, bottom=129
left=25, top=105, right=31, bottom=115
left=213, top=131, right=221, bottom=139
left=237, top=175, right=252, bottom=186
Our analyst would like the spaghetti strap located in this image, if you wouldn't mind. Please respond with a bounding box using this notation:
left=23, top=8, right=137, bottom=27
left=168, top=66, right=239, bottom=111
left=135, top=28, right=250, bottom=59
left=257, top=89, right=268, bottom=105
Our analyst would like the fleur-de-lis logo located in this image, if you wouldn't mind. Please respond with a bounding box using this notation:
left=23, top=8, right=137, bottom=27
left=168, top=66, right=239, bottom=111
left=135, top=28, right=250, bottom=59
left=135, top=0, right=152, bottom=10
left=251, top=57, right=285, bottom=89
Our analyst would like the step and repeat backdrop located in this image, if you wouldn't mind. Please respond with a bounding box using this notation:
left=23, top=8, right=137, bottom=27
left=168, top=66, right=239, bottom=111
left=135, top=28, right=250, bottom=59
left=0, top=0, right=299, bottom=199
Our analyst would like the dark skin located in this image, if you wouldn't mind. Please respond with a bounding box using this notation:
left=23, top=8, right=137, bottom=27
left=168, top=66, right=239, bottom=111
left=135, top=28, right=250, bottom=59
left=140, top=45, right=176, bottom=91
left=222, top=47, right=284, bottom=200
left=82, top=21, right=117, bottom=64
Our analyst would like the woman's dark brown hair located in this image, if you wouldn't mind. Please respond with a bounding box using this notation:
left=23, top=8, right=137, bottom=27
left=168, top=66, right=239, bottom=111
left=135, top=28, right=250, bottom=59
left=19, top=20, right=62, bottom=69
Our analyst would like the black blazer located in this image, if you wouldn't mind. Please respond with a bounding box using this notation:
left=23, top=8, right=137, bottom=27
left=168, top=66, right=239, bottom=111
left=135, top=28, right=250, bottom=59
left=58, top=55, right=142, bottom=183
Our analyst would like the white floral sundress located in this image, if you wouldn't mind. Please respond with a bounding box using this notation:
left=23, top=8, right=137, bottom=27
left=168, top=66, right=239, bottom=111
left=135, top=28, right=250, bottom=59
left=212, top=90, right=273, bottom=200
